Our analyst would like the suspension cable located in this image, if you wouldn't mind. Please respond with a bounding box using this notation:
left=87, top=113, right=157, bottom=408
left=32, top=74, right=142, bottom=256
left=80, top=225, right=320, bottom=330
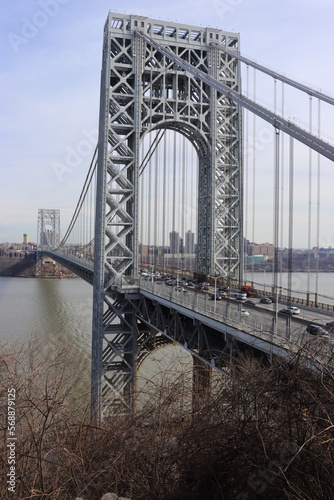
left=57, top=145, right=98, bottom=248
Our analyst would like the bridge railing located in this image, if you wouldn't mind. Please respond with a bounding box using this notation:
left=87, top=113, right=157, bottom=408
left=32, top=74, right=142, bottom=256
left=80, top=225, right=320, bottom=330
left=259, top=289, right=334, bottom=313
left=138, top=279, right=303, bottom=350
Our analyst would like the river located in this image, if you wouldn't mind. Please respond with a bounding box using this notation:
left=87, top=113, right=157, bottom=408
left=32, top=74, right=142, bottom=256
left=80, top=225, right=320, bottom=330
left=1, top=273, right=334, bottom=346
left=244, top=271, right=334, bottom=305
left=0, top=277, right=192, bottom=396
left=1, top=273, right=333, bottom=399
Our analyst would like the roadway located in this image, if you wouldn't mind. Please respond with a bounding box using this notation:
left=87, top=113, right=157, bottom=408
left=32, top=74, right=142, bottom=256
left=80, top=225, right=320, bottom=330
left=40, top=249, right=334, bottom=343
left=140, top=277, right=334, bottom=345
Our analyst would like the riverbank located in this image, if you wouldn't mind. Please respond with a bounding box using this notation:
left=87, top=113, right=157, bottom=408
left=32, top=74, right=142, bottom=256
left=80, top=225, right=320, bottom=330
left=0, top=256, right=76, bottom=278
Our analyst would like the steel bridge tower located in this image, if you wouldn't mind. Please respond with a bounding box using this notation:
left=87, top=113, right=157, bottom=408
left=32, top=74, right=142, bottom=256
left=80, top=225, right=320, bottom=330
left=36, top=209, right=61, bottom=276
left=92, top=12, right=242, bottom=419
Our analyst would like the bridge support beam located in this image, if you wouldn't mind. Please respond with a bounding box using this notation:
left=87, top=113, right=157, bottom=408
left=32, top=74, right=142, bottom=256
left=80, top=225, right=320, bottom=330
left=92, top=12, right=242, bottom=418
left=36, top=208, right=61, bottom=276
left=91, top=293, right=138, bottom=421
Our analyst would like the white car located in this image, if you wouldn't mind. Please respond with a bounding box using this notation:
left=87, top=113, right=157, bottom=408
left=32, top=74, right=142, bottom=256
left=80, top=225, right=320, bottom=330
left=287, top=306, right=300, bottom=315
left=235, top=292, right=247, bottom=301
left=241, top=309, right=249, bottom=317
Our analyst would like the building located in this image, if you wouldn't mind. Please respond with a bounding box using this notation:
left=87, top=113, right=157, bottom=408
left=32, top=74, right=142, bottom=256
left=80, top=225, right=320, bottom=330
left=169, top=231, right=180, bottom=255
left=247, top=242, right=275, bottom=258
left=185, top=230, right=195, bottom=254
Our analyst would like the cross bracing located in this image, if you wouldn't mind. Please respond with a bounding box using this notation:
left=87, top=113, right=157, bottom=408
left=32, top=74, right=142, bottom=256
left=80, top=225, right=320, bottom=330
left=90, top=12, right=243, bottom=419
left=138, top=30, right=334, bottom=161
left=41, top=12, right=334, bottom=421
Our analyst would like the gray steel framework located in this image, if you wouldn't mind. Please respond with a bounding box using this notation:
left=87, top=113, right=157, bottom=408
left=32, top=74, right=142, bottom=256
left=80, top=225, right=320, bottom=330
left=134, top=293, right=250, bottom=378
left=92, top=12, right=242, bottom=419
left=211, top=43, right=334, bottom=106
left=36, top=209, right=60, bottom=276
left=145, top=35, right=334, bottom=161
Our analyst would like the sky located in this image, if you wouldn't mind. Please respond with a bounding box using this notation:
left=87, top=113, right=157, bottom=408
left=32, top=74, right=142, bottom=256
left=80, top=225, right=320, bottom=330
left=1, top=0, right=334, bottom=248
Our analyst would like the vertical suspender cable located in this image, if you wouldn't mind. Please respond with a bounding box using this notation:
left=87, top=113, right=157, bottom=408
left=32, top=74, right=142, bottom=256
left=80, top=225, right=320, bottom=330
left=315, top=98, right=321, bottom=307
left=89, top=168, right=92, bottom=258
left=244, top=65, right=249, bottom=278
left=178, top=134, right=182, bottom=272
left=177, top=134, right=181, bottom=272
left=162, top=130, right=167, bottom=272
left=279, top=82, right=285, bottom=290
left=139, top=140, right=143, bottom=266
left=166, top=133, right=170, bottom=272
left=79, top=202, right=82, bottom=254
left=287, top=134, right=294, bottom=338
left=83, top=195, right=85, bottom=254
left=154, top=130, right=159, bottom=271
left=287, top=135, right=294, bottom=307
left=307, top=96, right=312, bottom=305
left=148, top=132, right=153, bottom=272
left=273, top=78, right=278, bottom=297
left=273, top=128, right=280, bottom=332
left=84, top=192, right=86, bottom=258
left=89, top=165, right=94, bottom=254
left=182, top=135, right=186, bottom=275
left=251, top=69, right=256, bottom=286
left=85, top=186, right=87, bottom=259
left=172, top=131, right=177, bottom=276
left=191, top=145, right=194, bottom=242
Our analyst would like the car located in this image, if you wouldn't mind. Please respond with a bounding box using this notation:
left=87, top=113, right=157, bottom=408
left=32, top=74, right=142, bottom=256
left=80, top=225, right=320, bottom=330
left=279, top=308, right=294, bottom=316
left=218, top=291, right=227, bottom=298
left=235, top=292, right=247, bottom=301
left=325, top=320, right=334, bottom=329
left=306, top=324, right=328, bottom=336
left=260, top=298, right=272, bottom=304
left=241, top=309, right=249, bottom=317
left=219, top=285, right=229, bottom=292
left=203, top=285, right=210, bottom=291
left=244, top=299, right=256, bottom=306
left=209, top=293, right=222, bottom=300
left=287, top=306, right=300, bottom=315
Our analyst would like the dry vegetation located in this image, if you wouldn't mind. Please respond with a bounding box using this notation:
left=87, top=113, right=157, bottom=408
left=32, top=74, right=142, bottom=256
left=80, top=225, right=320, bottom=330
left=1, top=336, right=334, bottom=499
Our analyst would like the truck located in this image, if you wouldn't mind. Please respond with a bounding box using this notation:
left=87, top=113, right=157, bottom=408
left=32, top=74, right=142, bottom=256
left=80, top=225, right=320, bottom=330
left=242, top=285, right=257, bottom=297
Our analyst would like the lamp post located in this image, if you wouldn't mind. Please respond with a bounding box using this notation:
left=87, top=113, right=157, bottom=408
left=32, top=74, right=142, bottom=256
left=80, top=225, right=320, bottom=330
left=209, top=273, right=220, bottom=312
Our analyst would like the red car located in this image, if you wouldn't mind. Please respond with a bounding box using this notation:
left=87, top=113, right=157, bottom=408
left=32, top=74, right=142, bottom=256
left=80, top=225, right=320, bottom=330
left=204, top=284, right=210, bottom=291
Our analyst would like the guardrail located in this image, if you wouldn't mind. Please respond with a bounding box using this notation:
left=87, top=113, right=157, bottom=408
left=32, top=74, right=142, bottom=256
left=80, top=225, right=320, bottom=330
left=139, top=280, right=334, bottom=367
left=138, top=279, right=296, bottom=347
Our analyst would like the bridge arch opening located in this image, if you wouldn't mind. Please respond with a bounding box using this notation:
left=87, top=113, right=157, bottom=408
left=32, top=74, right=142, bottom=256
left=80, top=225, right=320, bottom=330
left=139, top=128, right=200, bottom=278
left=136, top=344, right=193, bottom=410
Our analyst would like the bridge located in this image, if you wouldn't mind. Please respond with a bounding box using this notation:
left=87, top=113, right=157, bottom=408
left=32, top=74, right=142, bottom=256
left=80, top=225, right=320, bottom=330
left=36, top=12, right=334, bottom=421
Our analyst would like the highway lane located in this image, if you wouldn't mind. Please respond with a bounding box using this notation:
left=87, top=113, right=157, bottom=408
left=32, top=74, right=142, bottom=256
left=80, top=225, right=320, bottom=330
left=145, top=278, right=334, bottom=342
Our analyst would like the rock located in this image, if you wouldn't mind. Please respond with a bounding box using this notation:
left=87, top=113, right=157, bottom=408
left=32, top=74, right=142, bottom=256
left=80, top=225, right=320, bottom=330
left=101, top=494, right=118, bottom=500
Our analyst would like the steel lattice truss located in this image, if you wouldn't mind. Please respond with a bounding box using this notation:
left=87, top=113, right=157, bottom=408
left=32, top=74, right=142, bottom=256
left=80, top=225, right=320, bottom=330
left=92, top=13, right=242, bottom=419
left=36, top=209, right=60, bottom=276
left=133, top=294, right=246, bottom=377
